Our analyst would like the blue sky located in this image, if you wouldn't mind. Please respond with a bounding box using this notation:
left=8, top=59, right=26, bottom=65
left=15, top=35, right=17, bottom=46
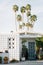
left=0, top=0, right=43, bottom=34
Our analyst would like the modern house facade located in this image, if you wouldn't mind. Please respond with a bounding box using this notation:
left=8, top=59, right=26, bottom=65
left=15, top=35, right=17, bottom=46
left=0, top=31, right=42, bottom=62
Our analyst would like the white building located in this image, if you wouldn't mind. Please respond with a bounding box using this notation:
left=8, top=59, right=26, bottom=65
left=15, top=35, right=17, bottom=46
left=0, top=30, right=43, bottom=62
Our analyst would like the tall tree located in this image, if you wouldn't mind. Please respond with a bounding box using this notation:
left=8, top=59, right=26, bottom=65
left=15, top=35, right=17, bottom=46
left=26, top=4, right=31, bottom=22
left=20, top=6, right=26, bottom=29
left=25, top=22, right=33, bottom=29
left=26, top=4, right=31, bottom=11
left=30, top=15, right=37, bottom=26
left=17, top=14, right=22, bottom=29
left=26, top=4, right=37, bottom=29
left=13, top=4, right=37, bottom=31
left=26, top=4, right=32, bottom=29
left=13, top=5, right=18, bottom=31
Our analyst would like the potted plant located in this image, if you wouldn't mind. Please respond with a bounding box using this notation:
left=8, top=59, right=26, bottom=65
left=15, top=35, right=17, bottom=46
left=3, top=56, right=8, bottom=64
left=0, top=56, right=2, bottom=63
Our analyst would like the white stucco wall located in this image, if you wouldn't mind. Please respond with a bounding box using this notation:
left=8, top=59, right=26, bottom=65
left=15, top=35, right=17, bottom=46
left=0, top=33, right=20, bottom=61
left=0, top=34, right=8, bottom=52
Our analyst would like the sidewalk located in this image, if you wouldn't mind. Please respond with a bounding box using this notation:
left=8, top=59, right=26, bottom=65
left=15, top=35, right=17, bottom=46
left=35, top=60, right=43, bottom=62
left=20, top=60, right=43, bottom=63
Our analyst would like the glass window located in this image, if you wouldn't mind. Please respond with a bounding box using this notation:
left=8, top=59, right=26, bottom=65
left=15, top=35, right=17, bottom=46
left=13, top=47, right=14, bottom=48
left=9, top=46, right=11, bottom=48
left=8, top=38, right=11, bottom=41
left=12, top=43, right=14, bottom=45
left=5, top=50, right=8, bottom=53
left=13, top=38, right=14, bottom=40
left=9, top=42, right=11, bottom=45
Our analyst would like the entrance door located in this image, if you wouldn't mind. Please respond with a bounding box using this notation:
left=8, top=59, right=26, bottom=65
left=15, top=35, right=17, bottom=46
left=28, top=42, right=36, bottom=60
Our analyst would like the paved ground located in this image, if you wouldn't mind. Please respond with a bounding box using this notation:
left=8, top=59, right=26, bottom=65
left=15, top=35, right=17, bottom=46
left=0, top=61, right=43, bottom=65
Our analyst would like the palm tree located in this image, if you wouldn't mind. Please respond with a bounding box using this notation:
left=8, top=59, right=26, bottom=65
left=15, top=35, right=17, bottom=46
left=26, top=11, right=31, bottom=17
left=25, top=23, right=29, bottom=29
left=17, top=15, right=22, bottom=21
left=25, top=22, right=33, bottom=29
left=20, top=6, right=26, bottom=29
left=26, top=4, right=31, bottom=29
left=26, top=4, right=31, bottom=19
left=21, top=6, right=25, bottom=14
left=17, top=14, right=22, bottom=29
left=12, top=4, right=37, bottom=31
left=26, top=4, right=37, bottom=29
left=26, top=11, right=31, bottom=28
left=13, top=5, right=18, bottom=31
left=26, top=4, right=31, bottom=11
left=30, top=15, right=37, bottom=26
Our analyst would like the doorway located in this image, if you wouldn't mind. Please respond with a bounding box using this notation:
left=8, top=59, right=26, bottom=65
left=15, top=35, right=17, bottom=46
left=28, top=42, right=36, bottom=60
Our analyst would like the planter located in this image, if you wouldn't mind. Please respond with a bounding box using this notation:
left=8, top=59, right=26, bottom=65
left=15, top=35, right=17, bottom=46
left=3, top=57, right=8, bottom=64
left=0, top=57, right=2, bottom=63
left=21, top=57, right=25, bottom=61
left=4, top=60, right=8, bottom=64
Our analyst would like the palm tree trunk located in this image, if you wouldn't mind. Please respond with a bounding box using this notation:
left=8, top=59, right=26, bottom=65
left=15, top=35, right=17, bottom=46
left=15, top=12, right=17, bottom=31
left=26, top=14, right=29, bottom=30
left=22, top=13, right=24, bottom=30
left=17, top=21, right=20, bottom=31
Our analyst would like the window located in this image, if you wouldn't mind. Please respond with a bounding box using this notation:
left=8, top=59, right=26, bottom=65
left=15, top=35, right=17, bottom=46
left=13, top=38, right=14, bottom=40
left=5, top=50, right=8, bottom=53
left=13, top=47, right=14, bottom=48
left=12, top=43, right=14, bottom=45
left=9, top=46, right=11, bottom=48
left=9, top=42, right=11, bottom=45
left=8, top=38, right=11, bottom=41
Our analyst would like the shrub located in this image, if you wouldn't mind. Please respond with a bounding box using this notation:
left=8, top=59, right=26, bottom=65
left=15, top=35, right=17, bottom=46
left=38, top=54, right=43, bottom=60
left=0, top=56, right=2, bottom=63
left=22, top=45, right=28, bottom=59
left=10, top=59, right=18, bottom=63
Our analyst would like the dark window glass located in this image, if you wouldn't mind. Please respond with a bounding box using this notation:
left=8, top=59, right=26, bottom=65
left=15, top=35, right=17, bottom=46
left=13, top=47, right=14, bottom=48
left=13, top=38, right=14, bottom=40
left=8, top=38, right=11, bottom=41
left=13, top=43, right=14, bottom=45
left=5, top=50, right=8, bottom=53
left=9, top=46, right=11, bottom=48
left=9, top=43, right=11, bottom=45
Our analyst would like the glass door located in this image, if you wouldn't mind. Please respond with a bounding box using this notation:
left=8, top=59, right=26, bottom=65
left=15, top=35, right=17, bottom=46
left=28, top=42, right=36, bottom=60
